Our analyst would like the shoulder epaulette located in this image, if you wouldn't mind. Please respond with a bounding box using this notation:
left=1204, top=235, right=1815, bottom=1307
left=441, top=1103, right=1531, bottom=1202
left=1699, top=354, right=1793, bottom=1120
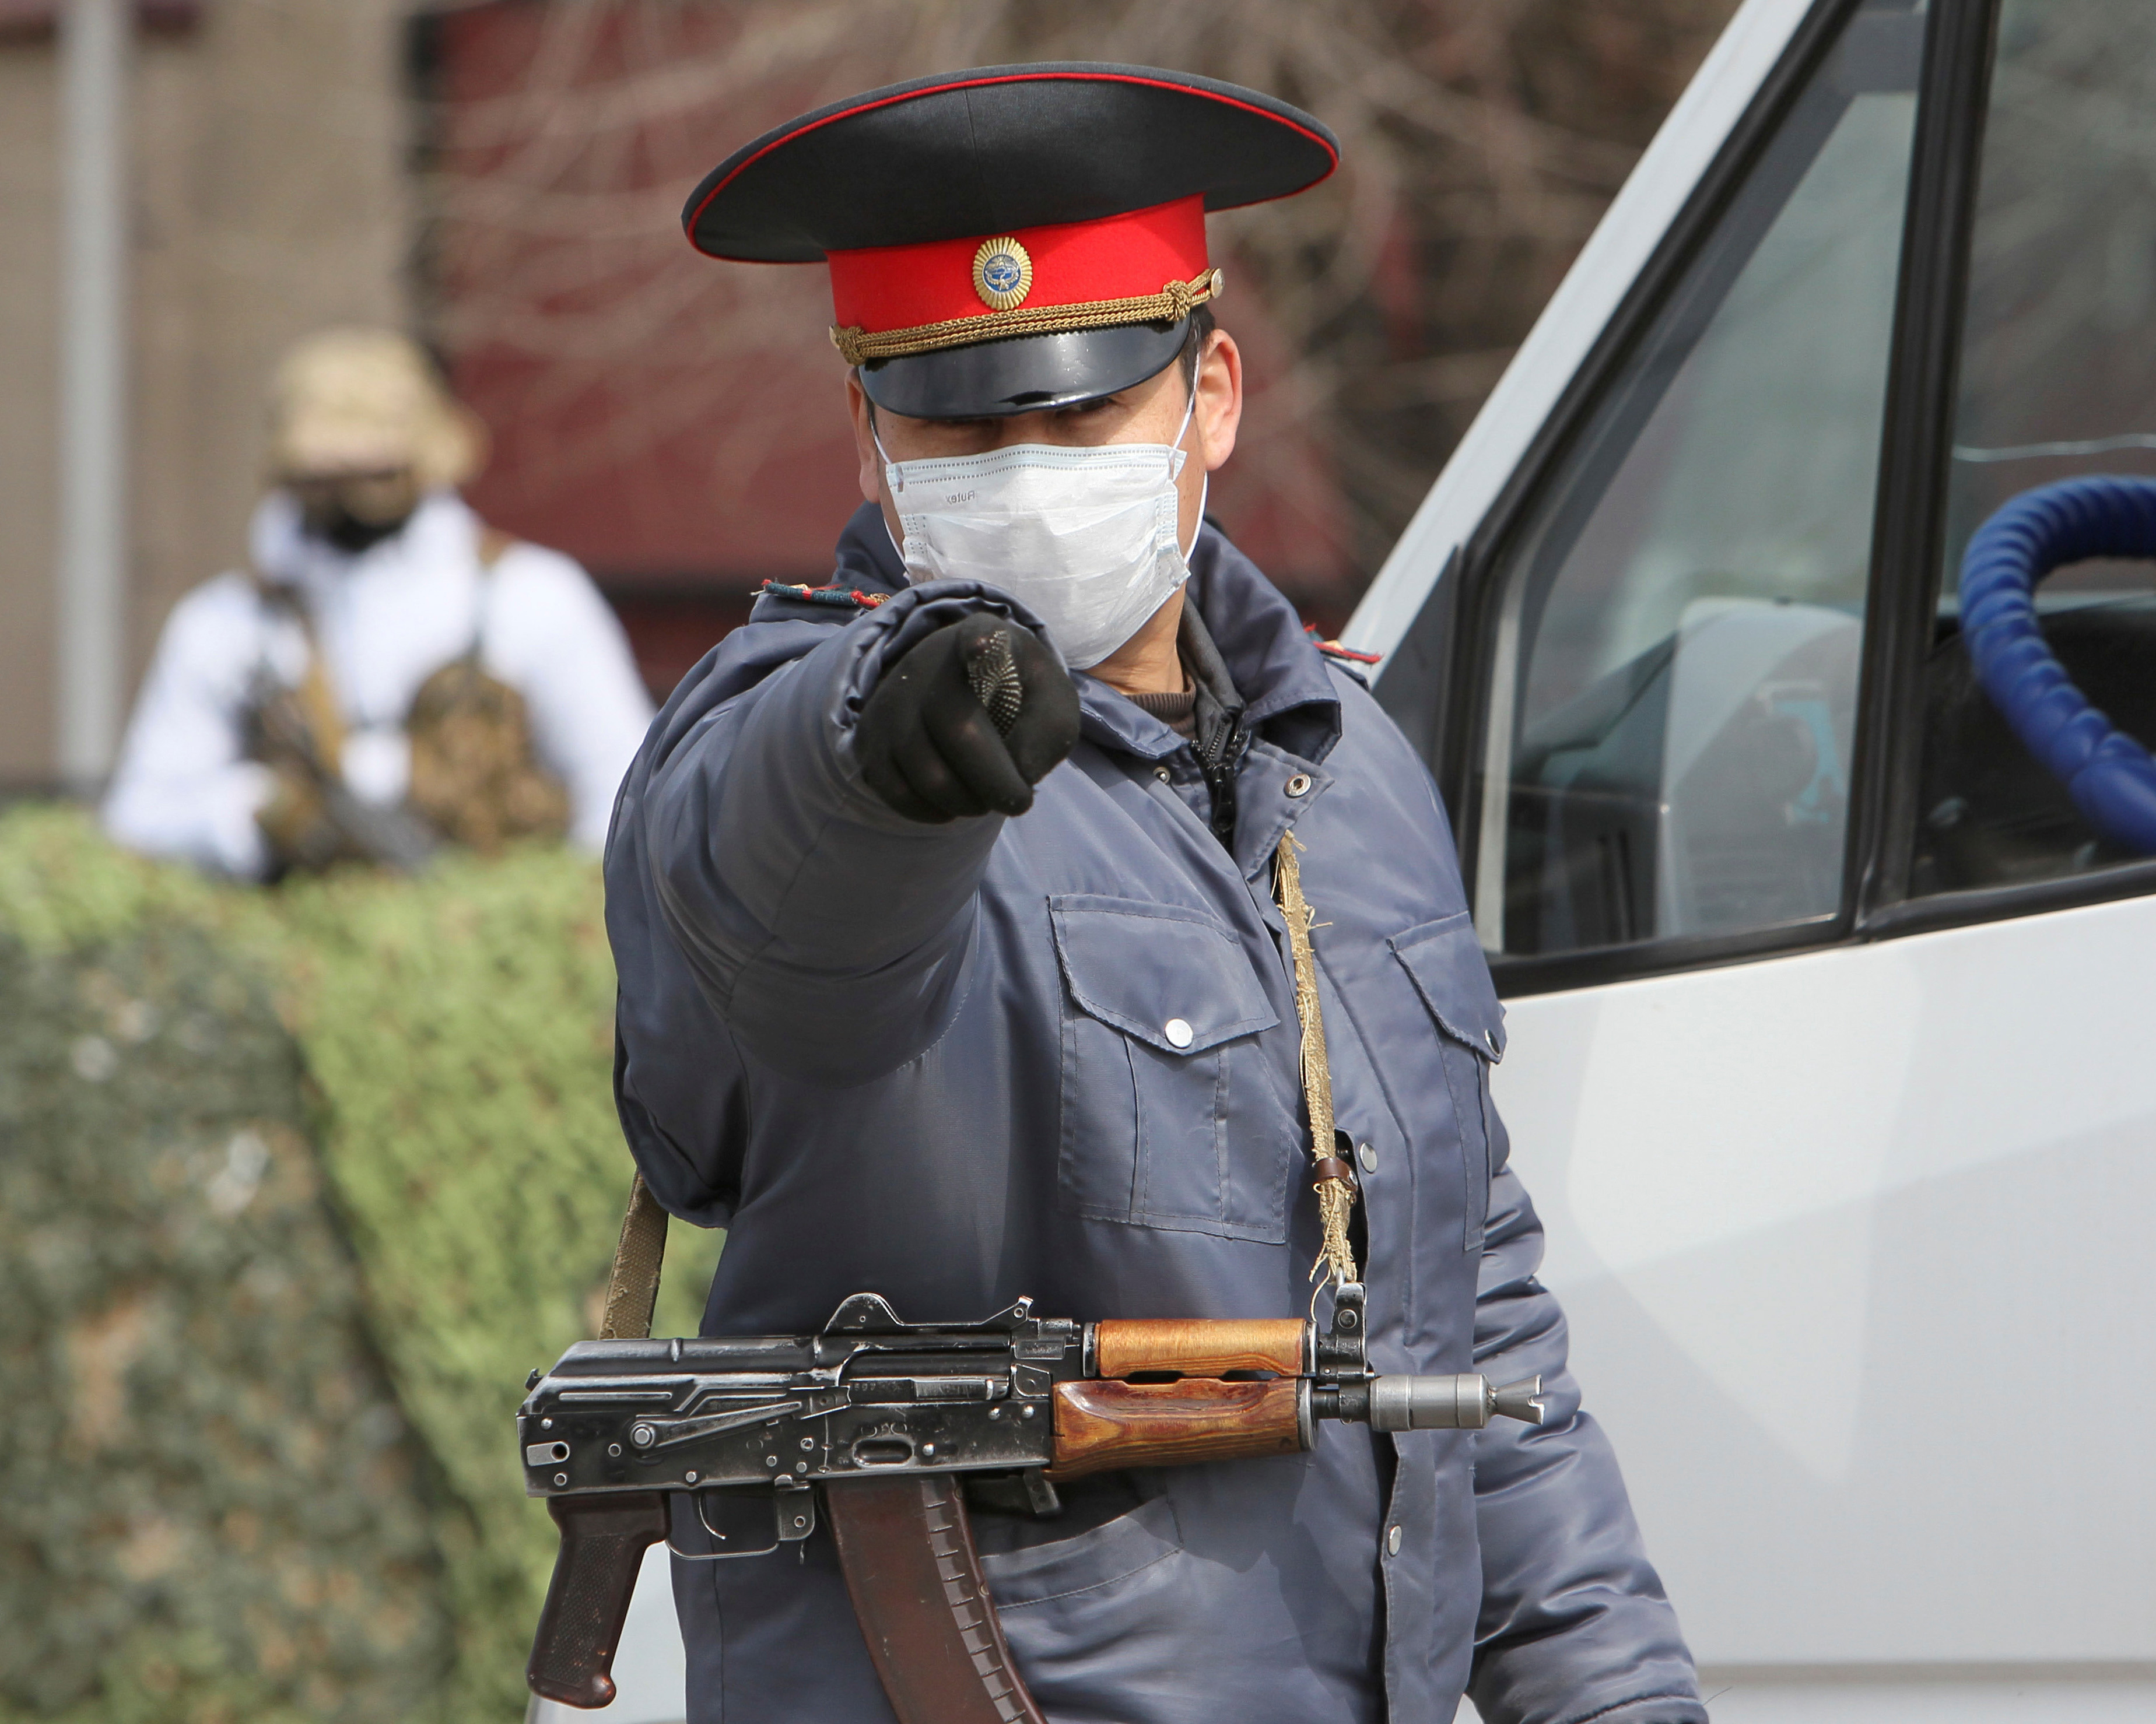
left=756, top=580, right=891, bottom=611
left=1304, top=625, right=1382, bottom=666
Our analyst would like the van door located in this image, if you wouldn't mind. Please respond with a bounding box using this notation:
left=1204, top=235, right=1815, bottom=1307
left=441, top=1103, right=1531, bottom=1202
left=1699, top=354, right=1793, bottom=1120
left=1352, top=0, right=2156, bottom=1717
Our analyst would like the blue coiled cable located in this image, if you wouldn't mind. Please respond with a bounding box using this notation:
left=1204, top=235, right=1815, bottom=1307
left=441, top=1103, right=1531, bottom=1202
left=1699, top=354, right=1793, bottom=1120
left=1957, top=473, right=2156, bottom=854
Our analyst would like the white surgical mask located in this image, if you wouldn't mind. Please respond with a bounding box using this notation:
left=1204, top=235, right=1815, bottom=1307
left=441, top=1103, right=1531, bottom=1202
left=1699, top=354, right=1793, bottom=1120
left=877, top=392, right=1204, bottom=670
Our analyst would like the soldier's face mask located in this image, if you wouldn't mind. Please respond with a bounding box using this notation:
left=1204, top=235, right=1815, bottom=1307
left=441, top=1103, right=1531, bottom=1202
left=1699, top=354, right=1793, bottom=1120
left=287, top=467, right=422, bottom=554
left=875, top=389, right=1203, bottom=670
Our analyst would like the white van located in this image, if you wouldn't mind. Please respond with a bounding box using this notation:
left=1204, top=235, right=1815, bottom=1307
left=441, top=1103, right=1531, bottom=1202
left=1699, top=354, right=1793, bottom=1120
left=1348, top=0, right=2156, bottom=1718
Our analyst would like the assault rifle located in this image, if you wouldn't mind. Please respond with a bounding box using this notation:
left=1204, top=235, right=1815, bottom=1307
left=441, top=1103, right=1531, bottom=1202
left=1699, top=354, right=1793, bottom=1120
left=519, top=1284, right=1543, bottom=1723
left=243, top=666, right=439, bottom=875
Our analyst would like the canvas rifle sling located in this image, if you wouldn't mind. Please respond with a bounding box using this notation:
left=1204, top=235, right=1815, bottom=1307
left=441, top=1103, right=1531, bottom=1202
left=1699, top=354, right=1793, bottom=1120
left=1274, top=830, right=1361, bottom=1288
left=600, top=1172, right=669, bottom=1342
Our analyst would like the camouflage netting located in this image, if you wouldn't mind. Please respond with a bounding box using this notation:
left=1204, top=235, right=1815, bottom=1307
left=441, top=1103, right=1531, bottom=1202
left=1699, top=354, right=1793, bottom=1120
left=0, top=807, right=723, bottom=1724
left=0, top=922, right=454, bottom=1724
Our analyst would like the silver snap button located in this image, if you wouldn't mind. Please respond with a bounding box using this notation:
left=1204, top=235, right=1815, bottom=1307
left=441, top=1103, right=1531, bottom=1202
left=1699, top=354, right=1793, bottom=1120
left=1386, top=1525, right=1403, bottom=1556
left=1357, top=1143, right=1377, bottom=1173
left=1285, top=773, right=1313, bottom=798
left=1155, top=766, right=1172, bottom=782
left=1164, top=1017, right=1194, bottom=1049
left=1484, top=1029, right=1500, bottom=1055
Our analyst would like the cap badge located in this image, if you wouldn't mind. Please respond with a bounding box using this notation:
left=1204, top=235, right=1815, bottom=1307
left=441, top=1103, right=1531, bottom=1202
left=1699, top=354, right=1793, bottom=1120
left=971, top=237, right=1034, bottom=311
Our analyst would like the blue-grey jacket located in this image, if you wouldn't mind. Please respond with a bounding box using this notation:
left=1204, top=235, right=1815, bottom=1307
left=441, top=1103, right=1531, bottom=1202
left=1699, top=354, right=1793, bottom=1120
left=605, top=503, right=1703, bottom=1724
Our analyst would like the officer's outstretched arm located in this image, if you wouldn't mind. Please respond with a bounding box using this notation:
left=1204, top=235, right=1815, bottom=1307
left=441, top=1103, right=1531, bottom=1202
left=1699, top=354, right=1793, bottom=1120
left=1466, top=1149, right=1707, bottom=1724
left=636, top=581, right=1071, bottom=1086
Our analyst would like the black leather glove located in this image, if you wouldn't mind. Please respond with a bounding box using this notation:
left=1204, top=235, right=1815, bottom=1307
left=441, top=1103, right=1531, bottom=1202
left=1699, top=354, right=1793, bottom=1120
left=855, top=612, right=1081, bottom=822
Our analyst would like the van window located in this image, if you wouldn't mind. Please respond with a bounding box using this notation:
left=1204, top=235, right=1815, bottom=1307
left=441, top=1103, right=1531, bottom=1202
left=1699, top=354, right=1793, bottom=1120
left=1910, top=0, right=2156, bottom=897
left=1467, top=0, right=1922, bottom=959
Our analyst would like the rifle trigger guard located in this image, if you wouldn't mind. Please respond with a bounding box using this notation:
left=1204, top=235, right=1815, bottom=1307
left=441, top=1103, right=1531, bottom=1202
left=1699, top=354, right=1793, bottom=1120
left=666, top=1486, right=814, bottom=1562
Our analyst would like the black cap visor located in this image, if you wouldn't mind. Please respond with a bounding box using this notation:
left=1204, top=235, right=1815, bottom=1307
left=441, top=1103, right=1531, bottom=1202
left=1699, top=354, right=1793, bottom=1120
left=858, top=317, right=1190, bottom=420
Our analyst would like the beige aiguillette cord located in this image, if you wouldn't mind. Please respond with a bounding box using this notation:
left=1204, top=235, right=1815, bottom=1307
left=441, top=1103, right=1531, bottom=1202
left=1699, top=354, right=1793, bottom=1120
left=1274, top=831, right=1361, bottom=1289
left=600, top=1172, right=669, bottom=1341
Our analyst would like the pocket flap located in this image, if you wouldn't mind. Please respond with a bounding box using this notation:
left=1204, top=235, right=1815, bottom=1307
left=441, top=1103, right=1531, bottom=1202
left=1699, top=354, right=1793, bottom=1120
left=1389, top=912, right=1506, bottom=1061
left=977, top=1495, right=1184, bottom=1607
left=1049, top=896, right=1278, bottom=1056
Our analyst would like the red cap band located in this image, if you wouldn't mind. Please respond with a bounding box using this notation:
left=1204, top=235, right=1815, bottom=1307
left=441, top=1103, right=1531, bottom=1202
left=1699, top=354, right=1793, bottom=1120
left=828, top=195, right=1208, bottom=336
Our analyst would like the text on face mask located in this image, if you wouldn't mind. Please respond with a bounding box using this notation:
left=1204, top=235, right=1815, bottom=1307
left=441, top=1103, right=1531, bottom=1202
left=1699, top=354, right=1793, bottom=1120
left=942, top=489, right=979, bottom=506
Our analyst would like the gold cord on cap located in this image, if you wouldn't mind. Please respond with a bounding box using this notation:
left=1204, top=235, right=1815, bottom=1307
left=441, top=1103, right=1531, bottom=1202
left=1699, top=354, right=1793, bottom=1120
left=832, top=268, right=1224, bottom=367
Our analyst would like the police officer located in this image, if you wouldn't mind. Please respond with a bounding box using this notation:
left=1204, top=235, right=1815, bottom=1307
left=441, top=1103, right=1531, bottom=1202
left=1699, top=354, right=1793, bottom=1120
left=608, top=66, right=1704, bottom=1724
left=105, top=327, right=653, bottom=877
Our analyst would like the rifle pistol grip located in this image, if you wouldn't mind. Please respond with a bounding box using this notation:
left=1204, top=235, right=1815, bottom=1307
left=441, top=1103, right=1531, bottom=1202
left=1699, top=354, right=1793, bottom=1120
left=527, top=1491, right=670, bottom=1709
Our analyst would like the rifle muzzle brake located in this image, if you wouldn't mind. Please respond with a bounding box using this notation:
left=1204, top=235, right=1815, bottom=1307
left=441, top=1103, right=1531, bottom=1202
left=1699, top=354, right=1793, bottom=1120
left=1316, top=1372, right=1546, bottom=1430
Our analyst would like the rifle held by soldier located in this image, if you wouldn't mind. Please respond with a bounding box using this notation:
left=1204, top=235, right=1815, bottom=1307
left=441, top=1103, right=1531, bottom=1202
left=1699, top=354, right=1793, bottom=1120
left=243, top=664, right=440, bottom=875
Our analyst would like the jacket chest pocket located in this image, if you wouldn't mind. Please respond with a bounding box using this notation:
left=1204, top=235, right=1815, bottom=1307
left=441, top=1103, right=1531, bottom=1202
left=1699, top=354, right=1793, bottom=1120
left=1049, top=895, right=1291, bottom=1243
left=1389, top=913, right=1506, bottom=1254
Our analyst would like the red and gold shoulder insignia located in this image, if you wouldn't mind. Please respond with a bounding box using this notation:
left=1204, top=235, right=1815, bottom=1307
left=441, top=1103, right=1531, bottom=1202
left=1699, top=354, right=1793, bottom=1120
left=756, top=581, right=891, bottom=611
left=1304, top=626, right=1381, bottom=666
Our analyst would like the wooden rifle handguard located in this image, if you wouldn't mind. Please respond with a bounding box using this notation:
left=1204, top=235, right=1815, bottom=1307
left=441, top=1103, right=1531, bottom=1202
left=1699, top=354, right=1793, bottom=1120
left=1047, top=1377, right=1304, bottom=1480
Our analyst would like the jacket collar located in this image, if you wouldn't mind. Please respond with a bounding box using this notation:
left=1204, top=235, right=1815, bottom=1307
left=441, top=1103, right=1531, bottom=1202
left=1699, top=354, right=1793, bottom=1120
left=1179, top=600, right=1244, bottom=771
left=767, top=501, right=1343, bottom=768
left=832, top=499, right=908, bottom=594
left=1074, top=525, right=1340, bottom=767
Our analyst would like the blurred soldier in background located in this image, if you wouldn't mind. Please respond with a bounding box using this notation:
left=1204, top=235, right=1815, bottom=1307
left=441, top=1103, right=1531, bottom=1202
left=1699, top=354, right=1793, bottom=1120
left=104, top=328, right=654, bottom=879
